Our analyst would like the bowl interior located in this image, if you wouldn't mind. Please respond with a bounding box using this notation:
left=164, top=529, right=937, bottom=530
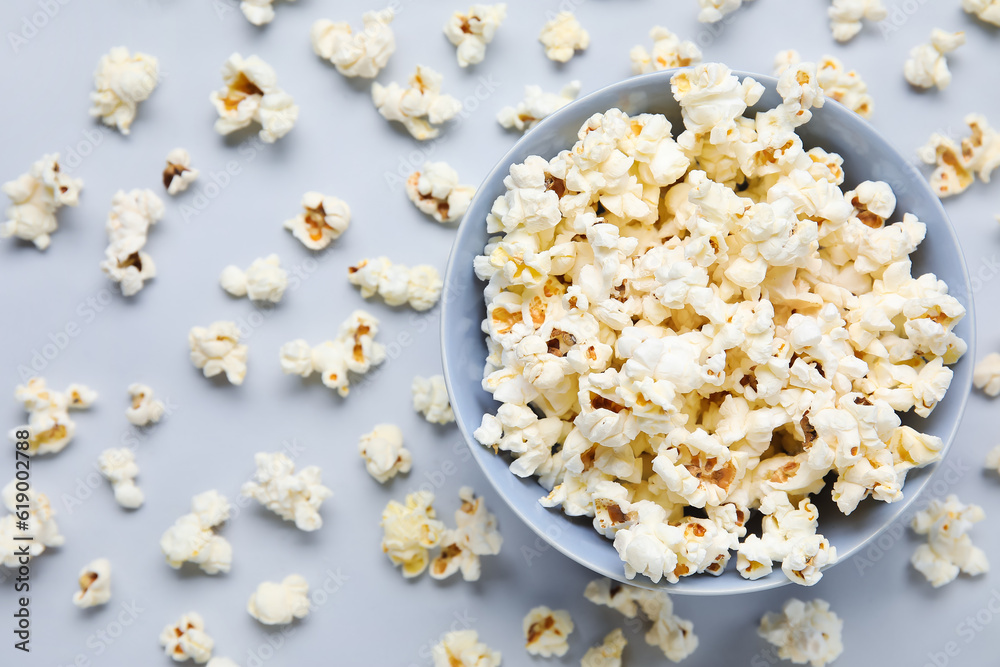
left=441, top=69, right=976, bottom=595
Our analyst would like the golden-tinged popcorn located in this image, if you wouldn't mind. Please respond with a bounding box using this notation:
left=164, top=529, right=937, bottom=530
left=911, top=495, right=989, bottom=587
left=963, top=0, right=1000, bottom=25
left=220, top=254, right=288, bottom=303
left=974, top=353, right=1000, bottom=397
left=348, top=257, right=443, bottom=311
left=189, top=321, right=248, bottom=385
left=497, top=82, right=581, bottom=132
left=381, top=491, right=445, bottom=577
left=630, top=26, right=702, bottom=75
left=160, top=612, right=214, bottom=663
left=10, top=377, right=96, bottom=456
left=283, top=192, right=350, bottom=250
left=247, top=574, right=310, bottom=625
left=100, top=188, right=164, bottom=296
left=412, top=375, right=455, bottom=424
left=523, top=606, right=574, bottom=657
left=72, top=558, right=111, bottom=608
left=406, top=162, right=476, bottom=223
left=98, top=448, right=144, bottom=509
left=775, top=50, right=874, bottom=118
left=828, top=0, right=887, bottom=42
left=89, top=47, right=158, bottom=135
left=581, top=628, right=627, bottom=667
left=126, top=383, right=165, bottom=426
left=160, top=490, right=232, bottom=575
left=311, top=9, right=395, bottom=78
left=239, top=0, right=292, bottom=26
left=279, top=310, right=386, bottom=396
left=372, top=66, right=462, bottom=140
left=918, top=114, right=1000, bottom=198
left=359, top=424, right=411, bottom=483
left=163, top=148, right=199, bottom=195
left=210, top=53, right=298, bottom=143
left=445, top=4, right=507, bottom=67
left=0, top=480, right=64, bottom=567
left=1, top=153, right=82, bottom=250
left=758, top=599, right=843, bottom=667
left=698, top=0, right=754, bottom=23
left=904, top=30, right=965, bottom=90
left=538, top=12, right=589, bottom=62
left=430, top=487, right=503, bottom=581
left=431, top=629, right=502, bottom=667
left=242, top=452, right=332, bottom=531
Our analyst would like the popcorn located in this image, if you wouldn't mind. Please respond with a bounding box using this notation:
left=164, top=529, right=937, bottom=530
left=163, top=149, right=198, bottom=195
left=497, top=82, right=581, bottom=132
left=220, top=254, right=288, bottom=303
left=348, top=257, right=443, bottom=311
left=239, top=0, right=292, bottom=26
left=89, top=47, right=158, bottom=135
left=0, top=480, right=64, bottom=567
left=444, top=4, right=507, bottom=67
left=210, top=54, right=298, bottom=143
left=241, top=452, right=332, bottom=531
left=985, top=444, right=1000, bottom=474
left=919, top=114, right=1000, bottom=198
left=911, top=494, right=989, bottom=587
left=523, top=606, right=574, bottom=657
left=10, top=377, right=96, bottom=456
left=581, top=628, right=627, bottom=667
left=189, top=321, right=248, bottom=385
left=974, top=353, right=1000, bottom=396
left=98, top=448, right=144, bottom=509
left=963, top=0, right=1000, bottom=25
left=412, top=375, right=455, bottom=424
left=159, top=612, right=214, bottom=663
left=630, top=26, right=702, bottom=75
left=99, top=188, right=165, bottom=296
left=904, top=30, right=966, bottom=90
left=372, top=66, right=461, bottom=140
left=207, top=659, right=239, bottom=667
left=432, top=630, right=501, bottom=667
left=279, top=310, right=386, bottom=396
left=405, top=162, right=476, bottom=223
left=758, top=598, right=843, bottom=667
left=72, top=558, right=111, bottom=608
left=283, top=192, right=350, bottom=250
left=828, top=0, right=887, bottom=42
left=1, top=153, right=82, bottom=249
left=698, top=0, right=754, bottom=23
left=311, top=9, right=395, bottom=78
left=359, top=424, right=411, bottom=483
left=160, top=490, right=232, bottom=574
left=430, top=487, right=503, bottom=581
left=247, top=574, right=310, bottom=625
left=380, top=491, right=445, bottom=577
left=775, top=51, right=873, bottom=118
left=538, top=12, right=589, bottom=62
left=126, top=383, right=165, bottom=426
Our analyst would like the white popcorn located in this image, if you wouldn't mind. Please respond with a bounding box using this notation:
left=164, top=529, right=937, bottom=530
left=210, top=53, right=298, bottom=143
left=974, top=353, right=1000, bottom=397
left=911, top=495, right=989, bottom=587
left=99, top=188, right=164, bottom=297
left=430, top=487, right=503, bottom=581
left=247, top=574, right=310, bottom=625
left=348, top=257, right=443, bottom=311
left=698, top=0, right=754, bottom=23
left=126, top=383, right=165, bottom=426
left=311, top=9, right=395, bottom=78
left=775, top=51, right=874, bottom=118
left=497, top=82, right=581, bottom=132
left=444, top=4, right=507, bottom=67
left=98, top=448, right=144, bottom=509
left=432, top=629, right=502, bottom=667
left=381, top=491, right=445, bottom=578
left=220, top=254, right=288, bottom=303
left=523, top=606, right=574, bottom=657
left=828, top=0, right=887, bottom=42
left=283, top=192, right=350, bottom=250
left=0, top=480, right=64, bottom=567
left=919, top=114, right=1000, bottom=198
left=359, top=424, right=412, bottom=483
left=538, top=12, right=589, bottom=62
left=279, top=310, right=386, bottom=396
left=986, top=444, right=1000, bottom=474
left=89, top=47, right=158, bottom=135
left=163, top=149, right=198, bottom=196
left=160, top=612, right=214, bottom=663
left=758, top=599, right=843, bottom=667
left=904, top=30, right=966, bottom=90
left=1, top=153, right=82, bottom=250
left=241, top=452, right=332, bottom=531
left=239, top=0, right=292, bottom=26
left=630, top=26, right=702, bottom=75
left=405, top=162, right=476, bottom=223
left=372, top=66, right=461, bottom=140
left=206, top=659, right=239, bottom=667
left=581, top=628, right=627, bottom=667
left=963, top=0, right=1000, bottom=25
left=9, top=377, right=96, bottom=456
left=189, top=321, right=248, bottom=385
left=160, top=490, right=232, bottom=574
left=412, top=375, right=455, bottom=424
left=72, top=558, right=111, bottom=608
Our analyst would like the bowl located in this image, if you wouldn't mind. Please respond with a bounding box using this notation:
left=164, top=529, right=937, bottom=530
left=440, top=68, right=976, bottom=595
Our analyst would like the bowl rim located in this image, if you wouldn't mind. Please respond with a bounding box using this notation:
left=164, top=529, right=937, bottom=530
left=440, top=66, right=976, bottom=595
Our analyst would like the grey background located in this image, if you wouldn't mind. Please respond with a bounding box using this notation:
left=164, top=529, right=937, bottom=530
left=0, top=0, right=998, bottom=665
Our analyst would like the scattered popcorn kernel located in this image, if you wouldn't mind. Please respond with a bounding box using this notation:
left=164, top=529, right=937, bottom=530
left=348, top=257, right=443, bottom=311
left=372, top=66, right=461, bottom=140
left=283, top=192, right=350, bottom=250
left=311, top=9, right=395, bottom=78
left=963, top=0, right=1000, bottom=25
left=126, top=383, right=165, bottom=426
left=99, top=188, right=164, bottom=296
left=759, top=599, right=843, bottom=667
left=828, top=0, right=887, bottom=42
left=89, top=47, right=158, bottom=135
left=9, top=377, right=95, bottom=456
left=279, top=310, right=386, bottom=396
left=432, top=630, right=502, bottom=667
left=0, top=480, right=64, bottom=567
left=405, top=162, right=476, bottom=223
left=247, top=574, right=310, bottom=625
left=497, top=81, right=581, bottom=132
left=581, top=628, right=627, bottom=667
left=412, top=375, right=455, bottom=424
left=986, top=444, right=1000, bottom=474
left=539, top=12, right=589, bottom=62
left=72, top=558, right=111, bottom=608
left=775, top=50, right=874, bottom=117
left=381, top=491, right=445, bottom=577
left=911, top=495, right=989, bottom=587
left=189, top=321, right=248, bottom=385
left=160, top=490, right=232, bottom=575
left=210, top=53, right=298, bottom=144
left=523, top=606, right=574, bottom=657
left=239, top=0, right=292, bottom=26
left=698, top=0, right=755, bottom=23
left=207, top=659, right=239, bottom=667
left=220, top=254, right=288, bottom=303
left=163, top=148, right=199, bottom=195
left=904, top=30, right=965, bottom=90
left=630, top=26, right=702, bottom=74
left=1, top=153, right=82, bottom=250
left=98, top=448, right=144, bottom=509
left=430, top=487, right=503, bottom=581
left=918, top=114, right=1000, bottom=198
left=241, top=452, right=332, bottom=531
left=444, top=4, right=507, bottom=67
left=159, top=612, right=214, bottom=663
left=359, top=424, right=411, bottom=483
left=974, top=353, right=1000, bottom=397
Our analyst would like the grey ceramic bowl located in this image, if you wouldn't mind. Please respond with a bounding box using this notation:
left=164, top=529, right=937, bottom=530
left=440, top=69, right=976, bottom=595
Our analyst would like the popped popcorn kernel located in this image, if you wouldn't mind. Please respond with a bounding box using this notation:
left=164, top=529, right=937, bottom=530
left=497, top=82, right=581, bottom=132
left=1, top=153, right=82, bottom=250
left=159, top=612, right=214, bottom=663
left=247, top=574, right=310, bottom=625
left=444, top=4, right=507, bottom=67
left=431, top=629, right=502, bottom=667
left=911, top=495, right=989, bottom=587
left=963, top=0, right=1000, bottom=26
left=210, top=53, right=298, bottom=143
left=359, top=424, right=412, bottom=483
left=241, top=452, right=332, bottom=531
left=985, top=444, right=1000, bottom=474
left=220, top=254, right=288, bottom=303
left=828, top=0, right=887, bottom=42
left=412, top=375, right=455, bottom=424
left=279, top=310, right=386, bottom=396
left=904, top=30, right=965, bottom=90
left=99, top=188, right=164, bottom=297
left=98, top=448, right=144, bottom=509
left=698, top=0, right=755, bottom=23
left=775, top=50, right=874, bottom=118
left=284, top=192, right=350, bottom=250
left=758, top=598, right=843, bottom=667
left=10, top=377, right=95, bottom=456
left=581, top=628, right=627, bottom=667
left=72, top=558, right=111, bottom=608
left=0, top=480, right=64, bottom=567
left=974, top=353, right=1000, bottom=397
left=523, top=606, right=574, bottom=657
left=381, top=491, right=445, bottom=578
left=539, top=12, right=589, bottom=63
left=348, top=257, right=443, bottom=311
left=630, top=26, right=702, bottom=74
left=919, top=114, right=1000, bottom=198
left=239, top=0, right=292, bottom=26
left=89, top=47, right=158, bottom=135
left=430, top=487, right=503, bottom=581
left=189, top=321, right=248, bottom=385
left=311, top=9, right=395, bottom=78
left=163, top=148, right=198, bottom=195
left=126, top=383, right=165, bottom=426
left=405, top=161, right=476, bottom=223
left=159, top=490, right=232, bottom=575
left=372, top=65, right=461, bottom=140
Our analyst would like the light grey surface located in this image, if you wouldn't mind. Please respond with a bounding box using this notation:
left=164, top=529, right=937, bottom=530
left=0, top=0, right=998, bottom=665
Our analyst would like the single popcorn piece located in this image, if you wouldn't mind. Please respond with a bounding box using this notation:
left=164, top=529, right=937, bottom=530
left=242, top=452, right=332, bottom=531
left=99, top=188, right=165, bottom=296
left=986, top=444, right=1000, bottom=474
left=974, top=353, right=1000, bottom=397
left=918, top=114, right=1000, bottom=198
left=497, top=82, right=581, bottom=132
left=430, top=487, right=503, bottom=581
left=163, top=149, right=199, bottom=196
left=538, top=12, right=589, bottom=63
left=359, top=424, right=412, bottom=483
left=126, top=383, right=165, bottom=426
left=444, top=4, right=507, bottom=67
left=0, top=480, right=64, bottom=567
left=581, top=628, right=627, bottom=667
left=405, top=162, right=476, bottom=223
left=160, top=490, right=232, bottom=575
left=189, top=321, right=248, bottom=385
left=89, top=47, right=159, bottom=135
left=283, top=192, right=350, bottom=250
left=911, top=495, right=989, bottom=587
left=219, top=254, right=288, bottom=303
left=10, top=377, right=96, bottom=456
left=247, top=574, right=310, bottom=625
left=311, top=9, right=395, bottom=78
left=1, top=153, right=82, bottom=250
left=98, top=448, right=144, bottom=509
left=159, top=612, right=214, bottom=663
left=372, top=65, right=461, bottom=140
left=432, top=629, right=502, bottom=667
left=904, top=30, right=966, bottom=90
left=412, top=375, right=455, bottom=424
left=630, top=26, right=702, bottom=75
left=698, top=0, right=755, bottom=23
left=206, top=659, right=239, bottom=667
left=72, top=558, right=111, bottom=608
left=209, top=53, right=298, bottom=143
left=963, top=0, right=1000, bottom=25
left=523, top=606, right=574, bottom=657
left=828, top=0, right=887, bottom=42
left=759, top=599, right=843, bottom=667
left=239, top=0, right=293, bottom=26
left=279, top=310, right=386, bottom=396
left=775, top=50, right=874, bottom=117
left=381, top=491, right=445, bottom=578
left=348, top=257, right=443, bottom=311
